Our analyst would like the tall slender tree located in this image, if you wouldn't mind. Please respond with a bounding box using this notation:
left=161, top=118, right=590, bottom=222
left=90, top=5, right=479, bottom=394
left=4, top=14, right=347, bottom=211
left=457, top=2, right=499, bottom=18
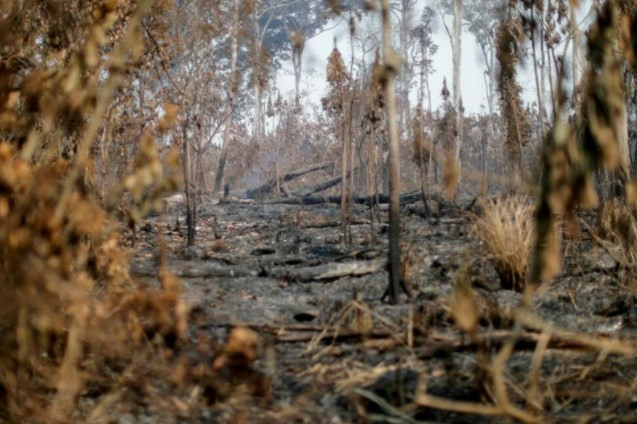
left=380, top=0, right=403, bottom=303
left=214, top=0, right=241, bottom=194
left=462, top=0, right=505, bottom=115
left=412, top=7, right=438, bottom=115
left=440, top=0, right=464, bottom=199
left=394, top=0, right=418, bottom=130
left=412, top=7, right=438, bottom=185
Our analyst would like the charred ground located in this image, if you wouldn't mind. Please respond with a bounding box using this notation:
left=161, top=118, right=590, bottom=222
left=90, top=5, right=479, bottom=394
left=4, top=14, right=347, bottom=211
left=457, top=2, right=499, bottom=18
left=115, top=197, right=637, bottom=423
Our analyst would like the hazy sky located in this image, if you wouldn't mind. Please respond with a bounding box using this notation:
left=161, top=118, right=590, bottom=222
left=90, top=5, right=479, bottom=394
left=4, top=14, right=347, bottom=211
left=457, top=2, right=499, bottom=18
left=276, top=0, right=594, bottom=115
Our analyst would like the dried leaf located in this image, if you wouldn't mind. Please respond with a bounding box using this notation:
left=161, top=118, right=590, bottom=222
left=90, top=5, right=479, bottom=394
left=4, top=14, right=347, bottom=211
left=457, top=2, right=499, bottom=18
left=450, top=278, right=478, bottom=334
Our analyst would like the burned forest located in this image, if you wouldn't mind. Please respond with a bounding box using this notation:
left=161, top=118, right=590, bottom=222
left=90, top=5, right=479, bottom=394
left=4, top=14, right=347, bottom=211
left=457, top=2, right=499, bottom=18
left=4, top=0, right=637, bottom=422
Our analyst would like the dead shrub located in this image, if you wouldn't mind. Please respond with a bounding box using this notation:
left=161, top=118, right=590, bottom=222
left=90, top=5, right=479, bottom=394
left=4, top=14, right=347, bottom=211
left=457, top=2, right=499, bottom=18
left=472, top=196, right=534, bottom=291
left=597, top=199, right=637, bottom=284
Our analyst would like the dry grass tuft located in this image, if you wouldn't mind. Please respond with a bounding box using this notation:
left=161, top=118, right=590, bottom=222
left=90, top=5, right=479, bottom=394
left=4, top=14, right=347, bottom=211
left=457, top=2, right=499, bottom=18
left=472, top=196, right=534, bottom=291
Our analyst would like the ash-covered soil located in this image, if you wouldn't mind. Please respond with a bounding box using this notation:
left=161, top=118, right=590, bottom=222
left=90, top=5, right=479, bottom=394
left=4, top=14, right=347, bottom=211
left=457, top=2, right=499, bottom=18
left=126, top=199, right=637, bottom=423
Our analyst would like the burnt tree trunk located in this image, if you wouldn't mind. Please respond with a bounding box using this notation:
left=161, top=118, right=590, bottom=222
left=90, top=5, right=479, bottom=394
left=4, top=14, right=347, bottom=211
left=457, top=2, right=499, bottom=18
left=182, top=122, right=196, bottom=246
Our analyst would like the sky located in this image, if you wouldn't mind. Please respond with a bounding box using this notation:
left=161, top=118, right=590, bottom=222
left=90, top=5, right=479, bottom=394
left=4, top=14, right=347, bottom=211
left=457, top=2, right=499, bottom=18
left=276, top=0, right=595, bottom=116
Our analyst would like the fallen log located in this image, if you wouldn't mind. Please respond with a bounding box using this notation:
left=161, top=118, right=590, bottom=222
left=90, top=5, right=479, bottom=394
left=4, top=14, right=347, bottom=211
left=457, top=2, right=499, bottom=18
left=265, top=191, right=422, bottom=206
left=201, top=324, right=637, bottom=355
left=131, top=262, right=258, bottom=279
left=415, top=329, right=635, bottom=357
left=300, top=219, right=372, bottom=229
left=243, top=161, right=335, bottom=199
left=292, top=175, right=343, bottom=197
left=290, top=168, right=359, bottom=197
left=178, top=264, right=258, bottom=279
left=270, top=259, right=386, bottom=282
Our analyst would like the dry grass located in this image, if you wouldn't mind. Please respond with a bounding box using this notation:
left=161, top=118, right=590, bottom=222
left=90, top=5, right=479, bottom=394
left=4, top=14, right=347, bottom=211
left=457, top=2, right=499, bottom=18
left=472, top=196, right=535, bottom=291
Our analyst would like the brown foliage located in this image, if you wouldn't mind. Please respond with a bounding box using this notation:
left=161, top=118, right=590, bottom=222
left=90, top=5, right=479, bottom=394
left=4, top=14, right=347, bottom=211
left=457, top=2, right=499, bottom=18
left=0, top=2, right=265, bottom=422
left=322, top=46, right=350, bottom=114
left=410, top=108, right=432, bottom=170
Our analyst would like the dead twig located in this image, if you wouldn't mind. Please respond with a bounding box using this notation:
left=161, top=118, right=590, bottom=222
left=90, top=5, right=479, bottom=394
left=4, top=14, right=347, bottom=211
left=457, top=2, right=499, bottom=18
left=354, top=388, right=420, bottom=424
left=415, top=392, right=507, bottom=417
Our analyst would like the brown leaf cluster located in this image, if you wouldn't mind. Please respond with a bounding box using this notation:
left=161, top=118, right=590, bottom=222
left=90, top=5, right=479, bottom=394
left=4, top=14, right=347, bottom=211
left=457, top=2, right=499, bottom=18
left=322, top=47, right=350, bottom=114
left=363, top=51, right=385, bottom=129
left=411, top=108, right=433, bottom=169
